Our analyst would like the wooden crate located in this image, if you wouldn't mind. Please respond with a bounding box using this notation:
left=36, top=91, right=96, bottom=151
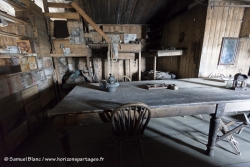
left=21, top=73, right=34, bottom=89
left=0, top=58, right=21, bottom=75
left=4, top=121, right=29, bottom=153
left=118, top=44, right=141, bottom=53
left=0, top=78, right=10, bottom=99
left=40, top=90, right=51, bottom=107
left=22, top=85, right=39, bottom=106
left=20, top=57, right=30, bottom=72
left=37, top=80, right=49, bottom=94
left=6, top=74, right=23, bottom=94
left=26, top=107, right=43, bottom=133
left=25, top=98, right=41, bottom=116
left=53, top=39, right=89, bottom=55
left=25, top=98, right=43, bottom=133
left=0, top=92, right=25, bottom=137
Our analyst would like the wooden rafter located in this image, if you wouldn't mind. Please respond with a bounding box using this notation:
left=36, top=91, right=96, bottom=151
left=3, top=0, right=26, bottom=11
left=71, top=2, right=111, bottom=43
left=44, top=12, right=80, bottom=19
left=48, top=2, right=73, bottom=8
left=0, top=10, right=28, bottom=24
left=209, top=0, right=250, bottom=7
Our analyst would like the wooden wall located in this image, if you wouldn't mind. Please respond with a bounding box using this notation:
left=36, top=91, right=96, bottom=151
left=156, top=4, right=207, bottom=78
left=240, top=8, right=250, bottom=38
left=198, top=2, right=246, bottom=77
left=0, top=1, right=55, bottom=161
left=52, top=24, right=146, bottom=82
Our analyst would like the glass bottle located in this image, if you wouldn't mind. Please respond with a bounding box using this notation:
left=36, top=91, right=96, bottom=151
left=226, top=75, right=233, bottom=89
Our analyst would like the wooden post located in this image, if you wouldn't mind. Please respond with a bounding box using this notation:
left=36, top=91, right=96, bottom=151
left=86, top=55, right=93, bottom=82
left=52, top=58, right=62, bottom=100
left=106, top=43, right=111, bottom=80
left=138, top=51, right=141, bottom=81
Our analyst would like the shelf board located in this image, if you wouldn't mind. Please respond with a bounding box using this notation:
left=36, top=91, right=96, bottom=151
left=47, top=2, right=73, bottom=8
left=0, top=53, right=37, bottom=58
left=51, top=54, right=88, bottom=57
left=0, top=30, right=30, bottom=39
left=44, top=12, right=80, bottom=20
left=0, top=10, right=29, bottom=24
left=3, top=0, right=26, bottom=11
left=0, top=68, right=40, bottom=80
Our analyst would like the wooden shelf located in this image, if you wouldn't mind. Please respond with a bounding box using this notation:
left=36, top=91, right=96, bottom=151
left=0, top=11, right=29, bottom=24
left=0, top=30, right=31, bottom=39
left=47, top=2, right=73, bottom=8
left=50, top=54, right=88, bottom=57
left=44, top=12, right=80, bottom=20
left=3, top=0, right=26, bottom=11
left=0, top=53, right=37, bottom=58
left=0, top=69, right=40, bottom=80
left=149, top=50, right=183, bottom=57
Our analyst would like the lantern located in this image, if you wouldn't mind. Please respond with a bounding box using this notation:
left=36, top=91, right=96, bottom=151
left=232, top=72, right=248, bottom=91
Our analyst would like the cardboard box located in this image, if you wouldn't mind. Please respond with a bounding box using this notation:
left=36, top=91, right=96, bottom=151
left=0, top=58, right=21, bottom=75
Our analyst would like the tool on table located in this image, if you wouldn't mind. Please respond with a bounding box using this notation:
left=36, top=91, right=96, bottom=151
left=146, top=83, right=178, bottom=90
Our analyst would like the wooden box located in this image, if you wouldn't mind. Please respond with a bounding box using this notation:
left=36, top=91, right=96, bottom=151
left=6, top=74, right=23, bottom=94
left=0, top=79, right=10, bottom=99
left=0, top=92, right=25, bottom=137
left=25, top=98, right=43, bottom=133
left=16, top=40, right=35, bottom=54
left=118, top=44, right=141, bottom=53
left=0, top=58, right=21, bottom=75
left=22, top=85, right=39, bottom=106
left=26, top=107, right=43, bottom=133
left=20, top=57, right=30, bottom=72
left=40, top=90, right=51, bottom=107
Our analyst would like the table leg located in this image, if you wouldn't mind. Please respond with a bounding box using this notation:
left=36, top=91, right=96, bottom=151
left=54, top=116, right=73, bottom=167
left=206, top=103, right=225, bottom=156
left=153, top=56, right=156, bottom=80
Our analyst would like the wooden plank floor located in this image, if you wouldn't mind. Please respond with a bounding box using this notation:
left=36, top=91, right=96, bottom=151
left=1, top=114, right=250, bottom=167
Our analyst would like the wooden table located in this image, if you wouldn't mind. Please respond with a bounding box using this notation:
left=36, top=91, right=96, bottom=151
left=48, top=78, right=250, bottom=166
left=145, top=50, right=183, bottom=80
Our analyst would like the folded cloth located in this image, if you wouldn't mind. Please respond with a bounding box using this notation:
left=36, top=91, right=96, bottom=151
left=54, top=20, right=69, bottom=38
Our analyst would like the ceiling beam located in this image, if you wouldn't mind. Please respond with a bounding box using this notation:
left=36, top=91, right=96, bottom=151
left=44, top=12, right=80, bottom=19
left=0, top=10, right=29, bottom=24
left=71, top=2, right=111, bottom=43
left=48, top=2, right=73, bottom=8
left=209, top=0, right=250, bottom=7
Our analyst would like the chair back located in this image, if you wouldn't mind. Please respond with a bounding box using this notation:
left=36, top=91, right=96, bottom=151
left=111, top=102, right=151, bottom=140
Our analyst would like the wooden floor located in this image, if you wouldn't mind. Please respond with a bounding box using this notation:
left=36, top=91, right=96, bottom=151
left=1, top=114, right=250, bottom=167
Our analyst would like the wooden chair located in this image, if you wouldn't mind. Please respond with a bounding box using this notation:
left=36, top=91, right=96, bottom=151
left=111, top=102, right=151, bottom=167
left=208, top=72, right=226, bottom=78
left=117, top=75, right=131, bottom=82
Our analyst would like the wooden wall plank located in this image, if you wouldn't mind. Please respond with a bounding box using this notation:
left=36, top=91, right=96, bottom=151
left=198, top=3, right=246, bottom=77
left=239, top=8, right=250, bottom=37
left=159, top=4, right=207, bottom=78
